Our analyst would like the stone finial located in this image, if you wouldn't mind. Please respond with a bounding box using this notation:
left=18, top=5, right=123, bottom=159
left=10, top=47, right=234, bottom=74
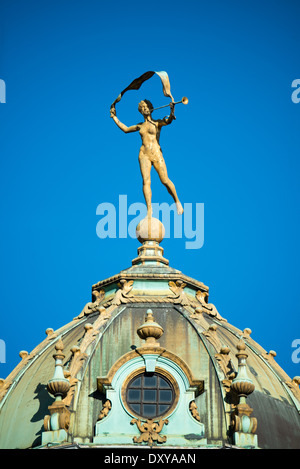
left=230, top=339, right=257, bottom=448
left=137, top=309, right=164, bottom=347
left=45, top=328, right=57, bottom=339
left=19, top=351, right=28, bottom=360
left=132, top=218, right=169, bottom=267
left=285, top=376, right=300, bottom=401
left=47, top=339, right=70, bottom=399
left=136, top=217, right=165, bottom=244
left=231, top=339, right=255, bottom=397
left=43, top=338, right=71, bottom=441
left=242, top=328, right=252, bottom=339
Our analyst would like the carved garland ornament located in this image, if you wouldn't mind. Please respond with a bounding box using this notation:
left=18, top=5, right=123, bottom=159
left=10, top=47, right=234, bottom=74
left=168, top=280, right=191, bottom=306
left=131, top=418, right=169, bottom=447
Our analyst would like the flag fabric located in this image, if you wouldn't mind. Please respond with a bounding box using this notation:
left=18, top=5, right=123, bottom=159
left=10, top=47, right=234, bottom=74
left=111, top=71, right=174, bottom=108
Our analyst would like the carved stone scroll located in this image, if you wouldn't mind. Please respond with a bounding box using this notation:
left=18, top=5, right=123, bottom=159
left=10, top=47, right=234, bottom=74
left=131, top=418, right=169, bottom=446
left=76, top=289, right=105, bottom=319
left=62, top=307, right=116, bottom=407
left=167, top=280, right=191, bottom=306
left=195, top=290, right=226, bottom=321
left=111, top=280, right=134, bottom=306
left=215, top=345, right=236, bottom=381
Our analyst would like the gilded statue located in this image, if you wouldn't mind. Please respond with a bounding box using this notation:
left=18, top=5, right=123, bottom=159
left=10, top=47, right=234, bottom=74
left=110, top=71, right=187, bottom=218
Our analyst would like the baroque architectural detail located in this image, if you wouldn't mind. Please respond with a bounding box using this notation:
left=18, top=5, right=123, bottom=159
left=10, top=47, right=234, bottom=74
left=215, top=345, right=238, bottom=403
left=215, top=345, right=236, bottom=381
left=92, top=272, right=208, bottom=293
left=168, top=280, right=191, bottom=306
left=285, top=376, right=300, bottom=402
left=44, top=402, right=71, bottom=432
left=137, top=309, right=164, bottom=347
left=76, top=289, right=105, bottom=319
left=242, top=328, right=252, bottom=340
left=203, top=325, right=223, bottom=352
left=111, top=280, right=134, bottom=306
left=44, top=339, right=71, bottom=433
left=0, top=327, right=58, bottom=402
left=230, top=340, right=257, bottom=447
left=63, top=345, right=87, bottom=407
left=45, top=328, right=57, bottom=338
left=189, top=400, right=201, bottom=421
left=98, top=400, right=112, bottom=420
left=195, top=290, right=226, bottom=321
left=63, top=306, right=117, bottom=407
left=131, top=418, right=169, bottom=446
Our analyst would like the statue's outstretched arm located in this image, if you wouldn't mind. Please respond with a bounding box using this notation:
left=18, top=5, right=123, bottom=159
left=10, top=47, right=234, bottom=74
left=110, top=106, right=140, bottom=134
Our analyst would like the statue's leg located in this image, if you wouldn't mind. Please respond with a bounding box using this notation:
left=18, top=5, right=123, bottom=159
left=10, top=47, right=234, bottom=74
left=153, top=159, right=183, bottom=215
left=139, top=156, right=152, bottom=217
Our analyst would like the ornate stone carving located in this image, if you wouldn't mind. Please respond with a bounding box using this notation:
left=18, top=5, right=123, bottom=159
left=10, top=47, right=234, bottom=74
left=189, top=400, right=201, bottom=421
left=203, top=325, right=223, bottom=352
left=0, top=327, right=59, bottom=402
left=231, top=403, right=257, bottom=435
left=62, top=345, right=88, bottom=407
left=242, top=328, right=252, bottom=340
left=98, top=400, right=112, bottom=421
left=44, top=401, right=71, bottom=432
left=62, top=308, right=116, bottom=407
left=45, top=328, right=58, bottom=339
left=137, top=309, right=164, bottom=347
left=195, top=290, right=225, bottom=321
left=111, top=280, right=134, bottom=306
left=131, top=418, right=169, bottom=446
left=19, top=351, right=29, bottom=360
left=0, top=379, right=12, bottom=401
left=76, top=289, right=105, bottom=319
left=168, top=280, right=191, bottom=306
left=215, top=345, right=236, bottom=381
left=44, top=339, right=71, bottom=433
left=285, top=376, right=300, bottom=402
left=230, top=340, right=258, bottom=447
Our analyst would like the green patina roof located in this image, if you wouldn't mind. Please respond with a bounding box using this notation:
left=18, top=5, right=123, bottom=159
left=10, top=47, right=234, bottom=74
left=0, top=240, right=299, bottom=449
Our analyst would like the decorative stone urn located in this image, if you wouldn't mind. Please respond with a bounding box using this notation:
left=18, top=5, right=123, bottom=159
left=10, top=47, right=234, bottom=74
left=137, top=309, right=164, bottom=347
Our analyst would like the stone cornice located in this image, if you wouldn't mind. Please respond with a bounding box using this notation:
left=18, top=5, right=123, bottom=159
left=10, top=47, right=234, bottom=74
left=92, top=271, right=209, bottom=293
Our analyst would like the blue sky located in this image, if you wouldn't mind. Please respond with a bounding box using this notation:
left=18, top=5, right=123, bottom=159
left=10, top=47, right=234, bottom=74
left=0, top=0, right=299, bottom=380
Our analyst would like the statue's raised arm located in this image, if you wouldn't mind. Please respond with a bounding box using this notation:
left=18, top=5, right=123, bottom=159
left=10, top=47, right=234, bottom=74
left=110, top=105, right=141, bottom=134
